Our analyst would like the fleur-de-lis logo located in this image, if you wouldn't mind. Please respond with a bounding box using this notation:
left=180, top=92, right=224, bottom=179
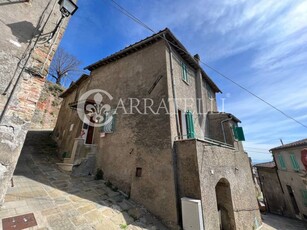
left=77, top=89, right=113, bottom=127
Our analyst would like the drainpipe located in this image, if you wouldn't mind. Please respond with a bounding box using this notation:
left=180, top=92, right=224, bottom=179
left=164, top=35, right=182, bottom=226
left=164, top=35, right=181, bottom=138
left=194, top=54, right=205, bottom=133
left=221, top=117, right=232, bottom=144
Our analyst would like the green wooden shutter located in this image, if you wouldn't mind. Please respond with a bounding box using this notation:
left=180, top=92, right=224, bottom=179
left=301, top=190, right=307, bottom=206
left=278, top=154, right=286, bottom=170
left=102, top=110, right=116, bottom=133
left=186, top=111, right=195, bottom=139
left=232, top=126, right=245, bottom=141
left=290, top=154, right=300, bottom=171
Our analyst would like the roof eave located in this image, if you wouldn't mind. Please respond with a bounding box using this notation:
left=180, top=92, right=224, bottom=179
left=60, top=74, right=90, bottom=98
left=84, top=28, right=221, bottom=93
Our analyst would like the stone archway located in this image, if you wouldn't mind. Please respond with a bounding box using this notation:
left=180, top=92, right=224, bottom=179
left=215, top=178, right=236, bottom=230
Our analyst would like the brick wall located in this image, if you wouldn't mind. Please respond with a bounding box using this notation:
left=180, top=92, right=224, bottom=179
left=0, top=0, right=72, bottom=205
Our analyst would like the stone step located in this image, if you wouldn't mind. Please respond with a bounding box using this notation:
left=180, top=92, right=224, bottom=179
left=56, top=163, right=73, bottom=172
left=63, top=158, right=72, bottom=164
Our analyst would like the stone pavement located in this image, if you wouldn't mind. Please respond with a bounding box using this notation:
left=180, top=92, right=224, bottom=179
left=0, top=131, right=167, bottom=230
left=261, top=213, right=307, bottom=230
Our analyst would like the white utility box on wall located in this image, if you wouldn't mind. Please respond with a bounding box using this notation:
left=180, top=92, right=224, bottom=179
left=181, top=197, right=204, bottom=230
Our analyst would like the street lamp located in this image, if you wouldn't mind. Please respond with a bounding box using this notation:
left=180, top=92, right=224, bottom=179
left=48, top=0, right=78, bottom=41
left=58, top=0, right=78, bottom=17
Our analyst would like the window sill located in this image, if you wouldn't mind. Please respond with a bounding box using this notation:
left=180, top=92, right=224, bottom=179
left=182, top=79, right=189, bottom=85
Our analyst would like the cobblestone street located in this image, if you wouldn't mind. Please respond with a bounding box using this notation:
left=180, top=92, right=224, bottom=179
left=0, top=131, right=167, bottom=230
left=262, top=213, right=307, bottom=230
left=1, top=131, right=307, bottom=230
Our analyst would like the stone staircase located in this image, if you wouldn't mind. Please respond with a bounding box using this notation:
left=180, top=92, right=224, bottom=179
left=57, top=138, right=97, bottom=175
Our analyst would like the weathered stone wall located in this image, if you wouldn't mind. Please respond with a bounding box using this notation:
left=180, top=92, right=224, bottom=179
left=257, top=167, right=289, bottom=215
left=31, top=81, right=63, bottom=129
left=54, top=34, right=260, bottom=229
left=53, top=76, right=90, bottom=158
left=0, top=0, right=70, bottom=205
left=273, top=147, right=307, bottom=219
left=169, top=48, right=218, bottom=140
left=87, top=40, right=179, bottom=228
left=176, top=139, right=261, bottom=229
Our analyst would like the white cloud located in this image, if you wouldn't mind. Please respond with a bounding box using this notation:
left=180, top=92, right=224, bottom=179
left=99, top=0, right=307, bottom=162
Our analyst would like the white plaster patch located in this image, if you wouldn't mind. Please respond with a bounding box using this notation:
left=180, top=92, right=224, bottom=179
left=0, top=163, right=8, bottom=180
left=8, top=39, right=21, bottom=47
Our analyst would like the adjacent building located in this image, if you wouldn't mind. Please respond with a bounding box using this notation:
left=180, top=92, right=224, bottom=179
left=255, top=161, right=289, bottom=215
left=0, top=0, right=72, bottom=206
left=54, top=28, right=261, bottom=229
left=271, top=139, right=307, bottom=220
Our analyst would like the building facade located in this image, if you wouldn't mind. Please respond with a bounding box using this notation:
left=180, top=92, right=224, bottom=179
left=270, top=139, right=307, bottom=220
left=54, top=29, right=261, bottom=229
left=255, top=161, right=290, bottom=215
left=0, top=0, right=72, bottom=205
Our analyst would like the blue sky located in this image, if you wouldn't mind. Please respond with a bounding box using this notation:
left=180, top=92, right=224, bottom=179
left=58, top=0, right=307, bottom=163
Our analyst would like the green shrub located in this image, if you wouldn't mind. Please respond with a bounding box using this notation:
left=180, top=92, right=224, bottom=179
left=94, top=168, right=104, bottom=180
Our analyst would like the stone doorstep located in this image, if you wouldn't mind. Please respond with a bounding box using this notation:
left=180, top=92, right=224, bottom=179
left=56, top=163, right=73, bottom=172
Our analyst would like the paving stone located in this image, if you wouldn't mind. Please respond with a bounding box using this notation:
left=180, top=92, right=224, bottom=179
left=41, top=207, right=62, bottom=216
left=0, top=133, right=167, bottom=230
left=94, top=219, right=120, bottom=230
left=101, top=207, right=118, bottom=218
left=46, top=214, right=75, bottom=230
left=118, top=200, right=133, bottom=211
left=77, top=203, right=96, bottom=214
left=84, top=209, right=104, bottom=223
left=0, top=207, right=17, bottom=219
left=128, top=207, right=145, bottom=220
left=70, top=215, right=88, bottom=226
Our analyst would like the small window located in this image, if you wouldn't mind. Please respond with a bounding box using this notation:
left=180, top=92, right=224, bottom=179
left=301, top=190, right=307, bottom=207
left=290, top=154, right=300, bottom=171
left=136, top=167, right=142, bottom=177
left=277, top=154, right=286, bottom=170
left=181, top=62, right=188, bottom=83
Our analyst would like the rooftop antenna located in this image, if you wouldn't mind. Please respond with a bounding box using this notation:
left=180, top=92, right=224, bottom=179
left=280, top=138, right=284, bottom=146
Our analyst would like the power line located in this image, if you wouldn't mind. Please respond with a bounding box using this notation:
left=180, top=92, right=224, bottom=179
left=106, top=0, right=307, bottom=129
left=245, top=147, right=270, bottom=151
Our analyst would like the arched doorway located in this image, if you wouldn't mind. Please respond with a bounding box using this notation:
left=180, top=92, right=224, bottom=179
left=215, top=178, right=236, bottom=230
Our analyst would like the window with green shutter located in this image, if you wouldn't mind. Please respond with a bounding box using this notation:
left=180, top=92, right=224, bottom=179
left=185, top=111, right=195, bottom=139
left=232, top=126, right=245, bottom=141
left=277, top=154, right=286, bottom=170
left=181, top=62, right=188, bottom=83
left=101, top=110, right=116, bottom=133
left=302, top=190, right=307, bottom=207
left=290, top=153, right=300, bottom=171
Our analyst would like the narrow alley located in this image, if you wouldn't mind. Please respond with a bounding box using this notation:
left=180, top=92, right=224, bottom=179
left=0, top=131, right=167, bottom=230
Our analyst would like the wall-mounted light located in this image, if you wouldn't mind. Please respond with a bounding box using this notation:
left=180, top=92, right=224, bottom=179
left=58, top=0, right=78, bottom=17
left=47, top=0, right=78, bottom=42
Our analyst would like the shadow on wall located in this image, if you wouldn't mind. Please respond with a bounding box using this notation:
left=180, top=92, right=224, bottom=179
left=0, top=0, right=28, bottom=7
left=7, top=21, right=40, bottom=43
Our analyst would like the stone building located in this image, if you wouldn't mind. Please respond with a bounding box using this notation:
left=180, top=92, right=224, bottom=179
left=255, top=161, right=289, bottom=215
left=54, top=28, right=261, bottom=229
left=268, top=139, right=307, bottom=220
left=0, top=0, right=73, bottom=205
